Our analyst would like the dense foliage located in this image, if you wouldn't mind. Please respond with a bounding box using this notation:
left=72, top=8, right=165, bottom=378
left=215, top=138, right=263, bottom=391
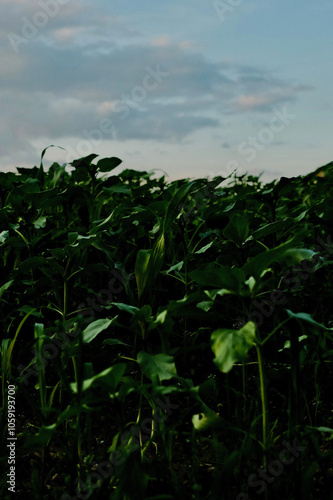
left=1, top=150, right=333, bottom=499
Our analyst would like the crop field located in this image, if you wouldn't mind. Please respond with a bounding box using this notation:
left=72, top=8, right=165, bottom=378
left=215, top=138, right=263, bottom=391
left=1, top=151, right=333, bottom=499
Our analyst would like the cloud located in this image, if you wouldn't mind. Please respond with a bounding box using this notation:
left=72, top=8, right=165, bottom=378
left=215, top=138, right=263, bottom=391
left=233, top=93, right=290, bottom=111
left=0, top=2, right=313, bottom=169
left=151, top=36, right=170, bottom=47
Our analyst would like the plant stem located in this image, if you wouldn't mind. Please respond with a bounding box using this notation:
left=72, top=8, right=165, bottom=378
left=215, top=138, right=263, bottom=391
left=255, top=342, right=268, bottom=468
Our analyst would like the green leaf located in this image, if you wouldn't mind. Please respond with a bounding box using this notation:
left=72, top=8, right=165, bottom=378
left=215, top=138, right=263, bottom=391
left=70, top=154, right=99, bottom=169
left=96, top=157, right=122, bottom=172
left=279, top=248, right=318, bottom=267
left=103, top=338, right=131, bottom=347
left=203, top=289, right=235, bottom=300
left=285, top=310, right=330, bottom=330
left=314, top=426, right=333, bottom=434
left=135, top=233, right=165, bottom=301
left=16, top=257, right=48, bottom=275
left=0, top=230, right=9, bottom=244
left=195, top=240, right=215, bottom=254
left=33, top=216, right=47, bottom=229
left=0, top=280, right=14, bottom=300
left=192, top=412, right=220, bottom=431
left=164, top=261, right=184, bottom=274
left=135, top=304, right=152, bottom=322
left=137, top=351, right=177, bottom=382
left=81, top=318, right=113, bottom=343
left=196, top=300, right=214, bottom=312
left=223, top=214, right=249, bottom=246
left=246, top=218, right=293, bottom=242
left=70, top=364, right=126, bottom=393
left=103, top=185, right=131, bottom=194
left=163, top=180, right=204, bottom=233
left=211, top=321, right=256, bottom=373
left=23, top=424, right=57, bottom=449
left=189, top=263, right=245, bottom=294
left=241, top=229, right=307, bottom=281
left=6, top=309, right=36, bottom=374
left=40, top=145, right=65, bottom=168
left=110, top=303, right=139, bottom=315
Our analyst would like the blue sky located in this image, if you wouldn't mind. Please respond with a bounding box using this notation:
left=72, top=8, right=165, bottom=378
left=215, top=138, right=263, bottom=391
left=1, top=0, right=332, bottom=182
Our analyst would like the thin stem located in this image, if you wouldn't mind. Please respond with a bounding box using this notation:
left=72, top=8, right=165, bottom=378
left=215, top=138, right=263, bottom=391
left=260, top=317, right=290, bottom=346
left=255, top=342, right=268, bottom=468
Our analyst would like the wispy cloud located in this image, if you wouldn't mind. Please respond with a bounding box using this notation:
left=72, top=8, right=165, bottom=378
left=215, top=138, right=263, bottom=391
left=0, top=1, right=313, bottom=170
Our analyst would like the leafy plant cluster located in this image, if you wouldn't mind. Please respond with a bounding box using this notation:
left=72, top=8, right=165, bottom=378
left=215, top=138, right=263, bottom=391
left=1, top=150, right=333, bottom=499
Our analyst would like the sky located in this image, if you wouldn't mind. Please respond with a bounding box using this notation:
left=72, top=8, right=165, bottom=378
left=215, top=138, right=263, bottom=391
left=1, top=0, right=332, bottom=183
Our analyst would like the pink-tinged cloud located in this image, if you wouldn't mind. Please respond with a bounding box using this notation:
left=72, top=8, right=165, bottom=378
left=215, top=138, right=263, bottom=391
left=179, top=40, right=195, bottom=50
left=151, top=36, right=170, bottom=47
left=52, top=26, right=85, bottom=43
left=233, top=94, right=276, bottom=110
left=97, top=101, right=119, bottom=116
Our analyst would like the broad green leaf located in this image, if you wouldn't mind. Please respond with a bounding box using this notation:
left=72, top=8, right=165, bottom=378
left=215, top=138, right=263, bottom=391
left=103, top=185, right=131, bottom=194
left=211, top=321, right=256, bottom=373
left=0, top=280, right=14, bottom=300
left=96, top=156, right=122, bottom=172
left=195, top=240, right=215, bottom=254
left=16, top=257, right=48, bottom=274
left=163, top=180, right=204, bottom=233
left=150, top=310, right=168, bottom=326
left=70, top=154, right=99, bottom=168
left=285, top=310, right=330, bottom=330
left=223, top=202, right=236, bottom=212
left=192, top=411, right=235, bottom=432
left=135, top=233, right=165, bottom=301
left=103, top=338, right=131, bottom=347
left=246, top=218, right=293, bottom=242
left=33, top=216, right=47, bottom=229
left=135, top=304, right=152, bottom=322
left=111, top=303, right=139, bottom=315
left=279, top=248, right=318, bottom=267
left=164, top=261, right=184, bottom=274
left=70, top=363, right=126, bottom=393
left=278, top=335, right=308, bottom=352
left=314, top=426, right=333, bottom=434
left=81, top=318, right=113, bottom=343
left=223, top=214, right=249, bottom=246
left=189, top=263, right=246, bottom=294
left=68, top=232, right=79, bottom=245
left=204, top=289, right=235, bottom=300
left=192, top=412, right=220, bottom=431
left=293, top=210, right=308, bottom=222
left=0, top=230, right=9, bottom=244
left=135, top=249, right=151, bottom=299
left=196, top=301, right=214, bottom=312
left=40, top=144, right=65, bottom=168
left=245, top=276, right=256, bottom=292
left=137, top=351, right=177, bottom=382
left=241, top=229, right=307, bottom=280
left=23, top=424, right=57, bottom=449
